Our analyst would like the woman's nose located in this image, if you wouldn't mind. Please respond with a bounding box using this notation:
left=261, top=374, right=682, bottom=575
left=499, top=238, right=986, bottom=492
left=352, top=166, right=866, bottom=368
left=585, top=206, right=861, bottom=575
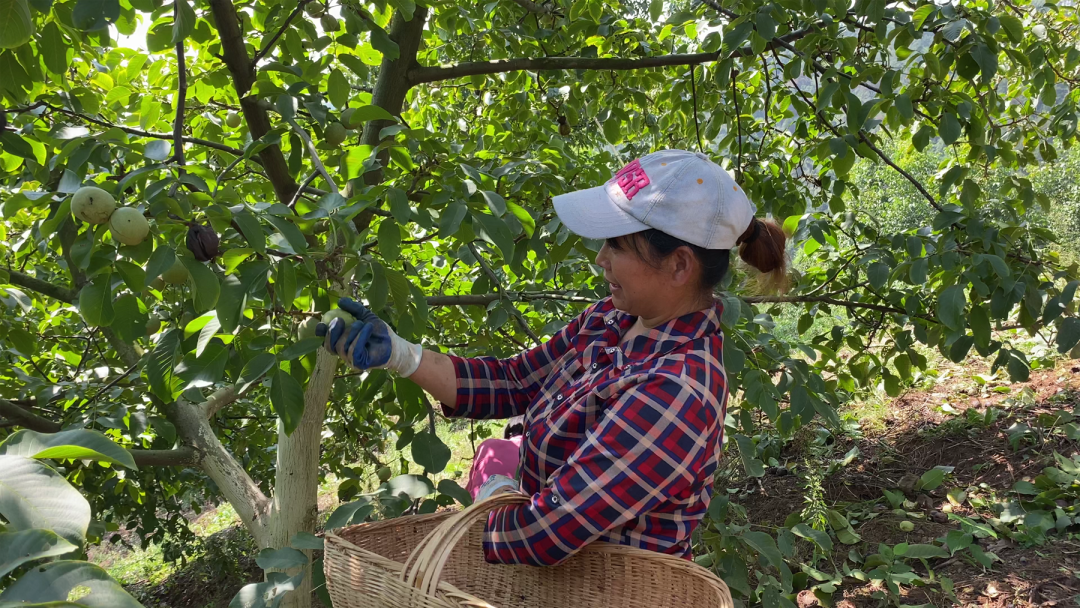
left=595, top=243, right=611, bottom=269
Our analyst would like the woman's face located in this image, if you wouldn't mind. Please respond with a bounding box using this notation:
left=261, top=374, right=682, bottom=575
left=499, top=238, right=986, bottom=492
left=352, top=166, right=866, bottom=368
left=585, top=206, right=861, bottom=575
left=595, top=236, right=697, bottom=320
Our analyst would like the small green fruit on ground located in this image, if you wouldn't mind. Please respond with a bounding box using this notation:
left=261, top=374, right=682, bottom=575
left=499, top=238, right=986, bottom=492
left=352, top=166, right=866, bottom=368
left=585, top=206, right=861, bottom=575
left=146, top=316, right=162, bottom=335
left=225, top=111, right=242, bottom=128
left=321, top=309, right=356, bottom=326
left=899, top=521, right=915, bottom=532
left=161, top=259, right=190, bottom=284
left=71, top=187, right=116, bottom=224
left=109, top=207, right=150, bottom=246
left=298, top=317, right=320, bottom=339
left=376, top=466, right=392, bottom=482
left=325, top=122, right=347, bottom=147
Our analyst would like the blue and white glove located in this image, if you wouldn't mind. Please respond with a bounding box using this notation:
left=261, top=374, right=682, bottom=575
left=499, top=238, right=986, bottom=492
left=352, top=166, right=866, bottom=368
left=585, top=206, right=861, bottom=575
left=315, top=298, right=423, bottom=376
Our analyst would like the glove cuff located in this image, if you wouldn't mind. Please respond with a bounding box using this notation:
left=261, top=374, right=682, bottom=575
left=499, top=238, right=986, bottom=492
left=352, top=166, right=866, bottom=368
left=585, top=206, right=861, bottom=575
left=385, top=329, right=423, bottom=377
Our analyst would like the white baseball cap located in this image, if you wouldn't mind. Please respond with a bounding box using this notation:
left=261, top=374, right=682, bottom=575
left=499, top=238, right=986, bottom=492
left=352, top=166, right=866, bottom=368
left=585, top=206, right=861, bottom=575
left=553, top=149, right=757, bottom=250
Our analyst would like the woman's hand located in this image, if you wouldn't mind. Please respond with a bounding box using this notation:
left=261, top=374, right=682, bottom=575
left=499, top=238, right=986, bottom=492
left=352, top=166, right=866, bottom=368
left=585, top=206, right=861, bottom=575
left=315, top=298, right=424, bottom=376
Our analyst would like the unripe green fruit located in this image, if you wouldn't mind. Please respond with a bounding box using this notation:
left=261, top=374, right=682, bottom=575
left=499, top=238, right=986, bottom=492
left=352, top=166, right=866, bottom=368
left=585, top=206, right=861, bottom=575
left=376, top=466, right=392, bottom=482
left=298, top=316, right=320, bottom=339
left=325, top=122, right=347, bottom=147
left=321, top=309, right=356, bottom=326
left=899, top=521, right=915, bottom=532
left=71, top=186, right=116, bottom=224
left=225, top=111, right=242, bottom=128
left=161, top=259, right=190, bottom=285
left=146, top=316, right=162, bottom=335
left=109, top=207, right=150, bottom=246
left=304, top=1, right=324, bottom=16
left=149, top=276, right=166, bottom=291
left=321, top=13, right=340, bottom=32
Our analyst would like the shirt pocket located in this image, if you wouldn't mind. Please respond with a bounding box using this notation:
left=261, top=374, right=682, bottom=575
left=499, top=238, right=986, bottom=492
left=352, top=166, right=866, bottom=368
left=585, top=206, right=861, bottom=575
left=527, top=350, right=583, bottom=421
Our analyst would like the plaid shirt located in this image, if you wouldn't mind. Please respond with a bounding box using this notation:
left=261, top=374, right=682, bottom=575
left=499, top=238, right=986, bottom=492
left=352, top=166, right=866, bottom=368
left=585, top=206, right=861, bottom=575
left=442, top=297, right=728, bottom=566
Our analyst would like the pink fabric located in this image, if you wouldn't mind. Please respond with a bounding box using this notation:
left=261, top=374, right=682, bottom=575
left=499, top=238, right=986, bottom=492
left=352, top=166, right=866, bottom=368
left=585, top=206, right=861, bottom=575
left=465, top=437, right=522, bottom=499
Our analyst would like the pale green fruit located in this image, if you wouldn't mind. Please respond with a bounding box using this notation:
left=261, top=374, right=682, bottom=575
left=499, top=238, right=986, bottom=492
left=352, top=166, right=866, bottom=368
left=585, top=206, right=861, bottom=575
left=161, top=259, right=190, bottom=285
left=321, top=309, right=356, bottom=326
left=899, top=521, right=915, bottom=532
left=304, top=1, right=324, bottom=16
left=149, top=276, right=166, bottom=291
left=71, top=186, right=116, bottom=224
left=298, top=316, right=320, bottom=339
left=320, top=13, right=340, bottom=32
left=376, top=466, right=392, bottom=482
left=109, top=207, right=150, bottom=246
left=225, top=111, right=242, bottom=128
left=325, top=122, right=347, bottom=147
left=146, top=316, right=162, bottom=335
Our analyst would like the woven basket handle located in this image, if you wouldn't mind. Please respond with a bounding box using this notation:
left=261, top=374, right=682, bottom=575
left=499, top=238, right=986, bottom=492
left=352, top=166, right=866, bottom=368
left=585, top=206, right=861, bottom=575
left=401, top=492, right=529, bottom=595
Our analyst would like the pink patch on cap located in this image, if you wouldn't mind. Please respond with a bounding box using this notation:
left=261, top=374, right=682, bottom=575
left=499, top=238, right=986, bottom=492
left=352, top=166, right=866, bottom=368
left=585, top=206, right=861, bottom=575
left=611, top=159, right=650, bottom=201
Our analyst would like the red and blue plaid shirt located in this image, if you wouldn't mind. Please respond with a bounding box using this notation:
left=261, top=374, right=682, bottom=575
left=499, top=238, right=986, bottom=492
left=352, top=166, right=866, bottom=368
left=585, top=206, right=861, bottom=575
left=442, top=297, right=728, bottom=566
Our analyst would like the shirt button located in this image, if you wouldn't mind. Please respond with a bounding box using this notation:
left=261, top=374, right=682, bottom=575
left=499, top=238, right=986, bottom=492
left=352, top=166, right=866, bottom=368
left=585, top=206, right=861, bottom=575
left=525, top=430, right=530, bottom=438
left=591, top=363, right=598, bottom=370
left=607, top=319, right=615, bottom=325
left=557, top=394, right=563, bottom=401
left=550, top=494, right=559, bottom=505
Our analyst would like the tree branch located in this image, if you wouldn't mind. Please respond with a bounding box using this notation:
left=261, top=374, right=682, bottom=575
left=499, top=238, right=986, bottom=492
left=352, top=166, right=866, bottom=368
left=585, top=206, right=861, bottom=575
left=5, top=269, right=78, bottom=303
left=406, top=27, right=812, bottom=85
left=425, top=292, right=595, bottom=307
left=172, top=17, right=188, bottom=168
left=857, top=133, right=943, bottom=211
left=744, top=294, right=931, bottom=320
left=202, top=386, right=240, bottom=419
left=287, top=120, right=338, bottom=194
left=0, top=398, right=61, bottom=433
left=467, top=243, right=542, bottom=346
left=208, top=0, right=299, bottom=204
left=253, top=0, right=311, bottom=64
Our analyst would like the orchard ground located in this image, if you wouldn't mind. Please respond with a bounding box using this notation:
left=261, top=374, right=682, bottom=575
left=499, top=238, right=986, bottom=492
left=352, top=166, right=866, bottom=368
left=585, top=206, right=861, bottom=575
left=88, top=346, right=1080, bottom=608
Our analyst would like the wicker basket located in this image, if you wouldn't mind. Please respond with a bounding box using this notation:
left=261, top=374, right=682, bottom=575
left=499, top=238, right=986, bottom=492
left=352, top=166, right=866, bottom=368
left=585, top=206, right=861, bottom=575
left=324, top=494, right=733, bottom=608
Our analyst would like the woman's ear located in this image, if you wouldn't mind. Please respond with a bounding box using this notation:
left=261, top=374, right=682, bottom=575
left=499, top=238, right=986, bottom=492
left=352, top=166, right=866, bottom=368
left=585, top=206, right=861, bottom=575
left=667, top=246, right=698, bottom=287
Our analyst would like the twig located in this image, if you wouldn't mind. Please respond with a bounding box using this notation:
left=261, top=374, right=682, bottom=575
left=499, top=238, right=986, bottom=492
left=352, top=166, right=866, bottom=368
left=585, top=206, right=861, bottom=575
left=253, top=0, right=311, bottom=64
left=467, top=242, right=542, bottom=346
left=287, top=119, right=339, bottom=193
left=731, top=67, right=743, bottom=181
left=690, top=65, right=703, bottom=153
left=287, top=171, right=318, bottom=209
left=74, top=361, right=142, bottom=411
left=858, top=133, right=943, bottom=211
left=213, top=155, right=248, bottom=197
left=172, top=25, right=188, bottom=170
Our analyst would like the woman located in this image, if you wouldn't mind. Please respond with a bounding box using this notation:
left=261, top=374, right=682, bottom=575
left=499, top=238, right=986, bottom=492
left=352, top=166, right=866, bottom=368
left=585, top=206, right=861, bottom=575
left=318, top=150, right=786, bottom=567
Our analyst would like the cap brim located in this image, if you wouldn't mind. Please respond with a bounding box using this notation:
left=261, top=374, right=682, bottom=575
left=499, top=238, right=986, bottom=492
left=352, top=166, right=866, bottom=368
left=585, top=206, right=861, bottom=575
left=553, top=184, right=649, bottom=240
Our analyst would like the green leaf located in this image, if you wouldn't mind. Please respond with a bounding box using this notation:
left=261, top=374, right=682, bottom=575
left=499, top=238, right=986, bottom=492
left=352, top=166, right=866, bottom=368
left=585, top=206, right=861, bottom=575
left=72, top=0, right=119, bottom=31
left=216, top=274, right=246, bottom=334
left=0, top=455, right=90, bottom=545
left=410, top=431, right=451, bottom=474
left=791, top=523, right=833, bottom=553
left=912, top=4, right=934, bottom=28
left=181, top=258, right=221, bottom=313
left=263, top=214, right=308, bottom=254
left=473, top=213, right=515, bottom=262
left=114, top=260, right=146, bottom=293
left=897, top=543, right=948, bottom=559
left=145, top=246, right=176, bottom=285
left=289, top=532, right=324, bottom=550
left=937, top=285, right=966, bottom=331
left=236, top=352, right=277, bottom=394
left=0, top=0, right=33, bottom=49
left=232, top=210, right=265, bottom=253
left=378, top=220, right=400, bottom=260
left=0, top=560, right=143, bottom=606
left=649, top=0, right=662, bottom=21
left=383, top=474, right=434, bottom=500
left=327, top=68, right=349, bottom=110
left=78, top=273, right=115, bottom=327
left=172, top=0, right=195, bottom=42
left=939, top=113, right=962, bottom=145
left=324, top=498, right=373, bottom=530
left=0, top=528, right=77, bottom=577
left=741, top=530, right=785, bottom=571
left=998, top=14, right=1023, bottom=43
left=278, top=338, right=322, bottom=361
left=0, top=429, right=137, bottom=470
left=228, top=572, right=303, bottom=608
left=274, top=261, right=296, bottom=311
left=255, top=547, right=308, bottom=570
left=733, top=434, right=764, bottom=477
left=146, top=329, right=181, bottom=402
left=867, top=261, right=890, bottom=290
left=437, top=478, right=472, bottom=507
left=970, top=304, right=991, bottom=348
left=40, top=22, right=68, bottom=74
left=917, top=468, right=946, bottom=491
left=480, top=190, right=506, bottom=217
left=349, top=104, right=395, bottom=124
left=369, top=25, right=399, bottom=59
left=1057, top=318, right=1080, bottom=354
left=270, top=367, right=305, bottom=436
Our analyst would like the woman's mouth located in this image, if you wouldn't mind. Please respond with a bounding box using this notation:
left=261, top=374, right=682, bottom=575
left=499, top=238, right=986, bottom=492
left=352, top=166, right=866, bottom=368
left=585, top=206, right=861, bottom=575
left=607, top=280, right=621, bottom=292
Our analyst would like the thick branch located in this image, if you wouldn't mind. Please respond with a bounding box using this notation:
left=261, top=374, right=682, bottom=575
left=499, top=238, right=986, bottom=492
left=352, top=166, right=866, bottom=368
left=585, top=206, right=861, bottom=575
left=5, top=269, right=78, bottom=303
left=425, top=292, right=595, bottom=307
left=208, top=0, right=299, bottom=204
left=407, top=28, right=811, bottom=85
left=202, top=386, right=240, bottom=419
left=0, top=399, right=62, bottom=433
left=130, top=447, right=197, bottom=467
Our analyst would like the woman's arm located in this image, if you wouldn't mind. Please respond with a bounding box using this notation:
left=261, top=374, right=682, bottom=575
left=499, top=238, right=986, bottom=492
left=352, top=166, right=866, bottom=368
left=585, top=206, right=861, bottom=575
left=407, top=348, right=457, bottom=405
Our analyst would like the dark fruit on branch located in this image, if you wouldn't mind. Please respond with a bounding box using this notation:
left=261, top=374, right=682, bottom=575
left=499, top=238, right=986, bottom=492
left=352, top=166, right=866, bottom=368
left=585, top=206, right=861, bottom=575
left=187, top=223, right=220, bottom=262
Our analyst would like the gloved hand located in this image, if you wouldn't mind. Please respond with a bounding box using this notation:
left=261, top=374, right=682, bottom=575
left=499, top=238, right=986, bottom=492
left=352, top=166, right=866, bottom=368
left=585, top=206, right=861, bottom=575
left=315, top=297, right=424, bottom=376
left=475, top=474, right=519, bottom=501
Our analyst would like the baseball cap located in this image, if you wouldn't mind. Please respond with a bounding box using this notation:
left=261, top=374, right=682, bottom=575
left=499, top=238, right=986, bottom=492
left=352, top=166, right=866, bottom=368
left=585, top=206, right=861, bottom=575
left=553, top=149, right=757, bottom=250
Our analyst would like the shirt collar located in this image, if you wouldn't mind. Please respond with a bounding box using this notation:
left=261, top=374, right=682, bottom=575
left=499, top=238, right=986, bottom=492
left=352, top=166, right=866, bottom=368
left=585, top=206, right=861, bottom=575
left=601, top=298, right=723, bottom=360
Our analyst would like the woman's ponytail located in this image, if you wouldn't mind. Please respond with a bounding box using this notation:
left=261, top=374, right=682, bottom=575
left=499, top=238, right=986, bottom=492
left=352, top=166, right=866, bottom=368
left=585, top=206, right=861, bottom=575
left=736, top=218, right=788, bottom=291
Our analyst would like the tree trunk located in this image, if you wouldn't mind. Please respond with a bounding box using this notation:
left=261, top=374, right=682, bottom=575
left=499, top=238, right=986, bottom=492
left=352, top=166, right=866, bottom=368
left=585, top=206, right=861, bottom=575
left=263, top=349, right=339, bottom=608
